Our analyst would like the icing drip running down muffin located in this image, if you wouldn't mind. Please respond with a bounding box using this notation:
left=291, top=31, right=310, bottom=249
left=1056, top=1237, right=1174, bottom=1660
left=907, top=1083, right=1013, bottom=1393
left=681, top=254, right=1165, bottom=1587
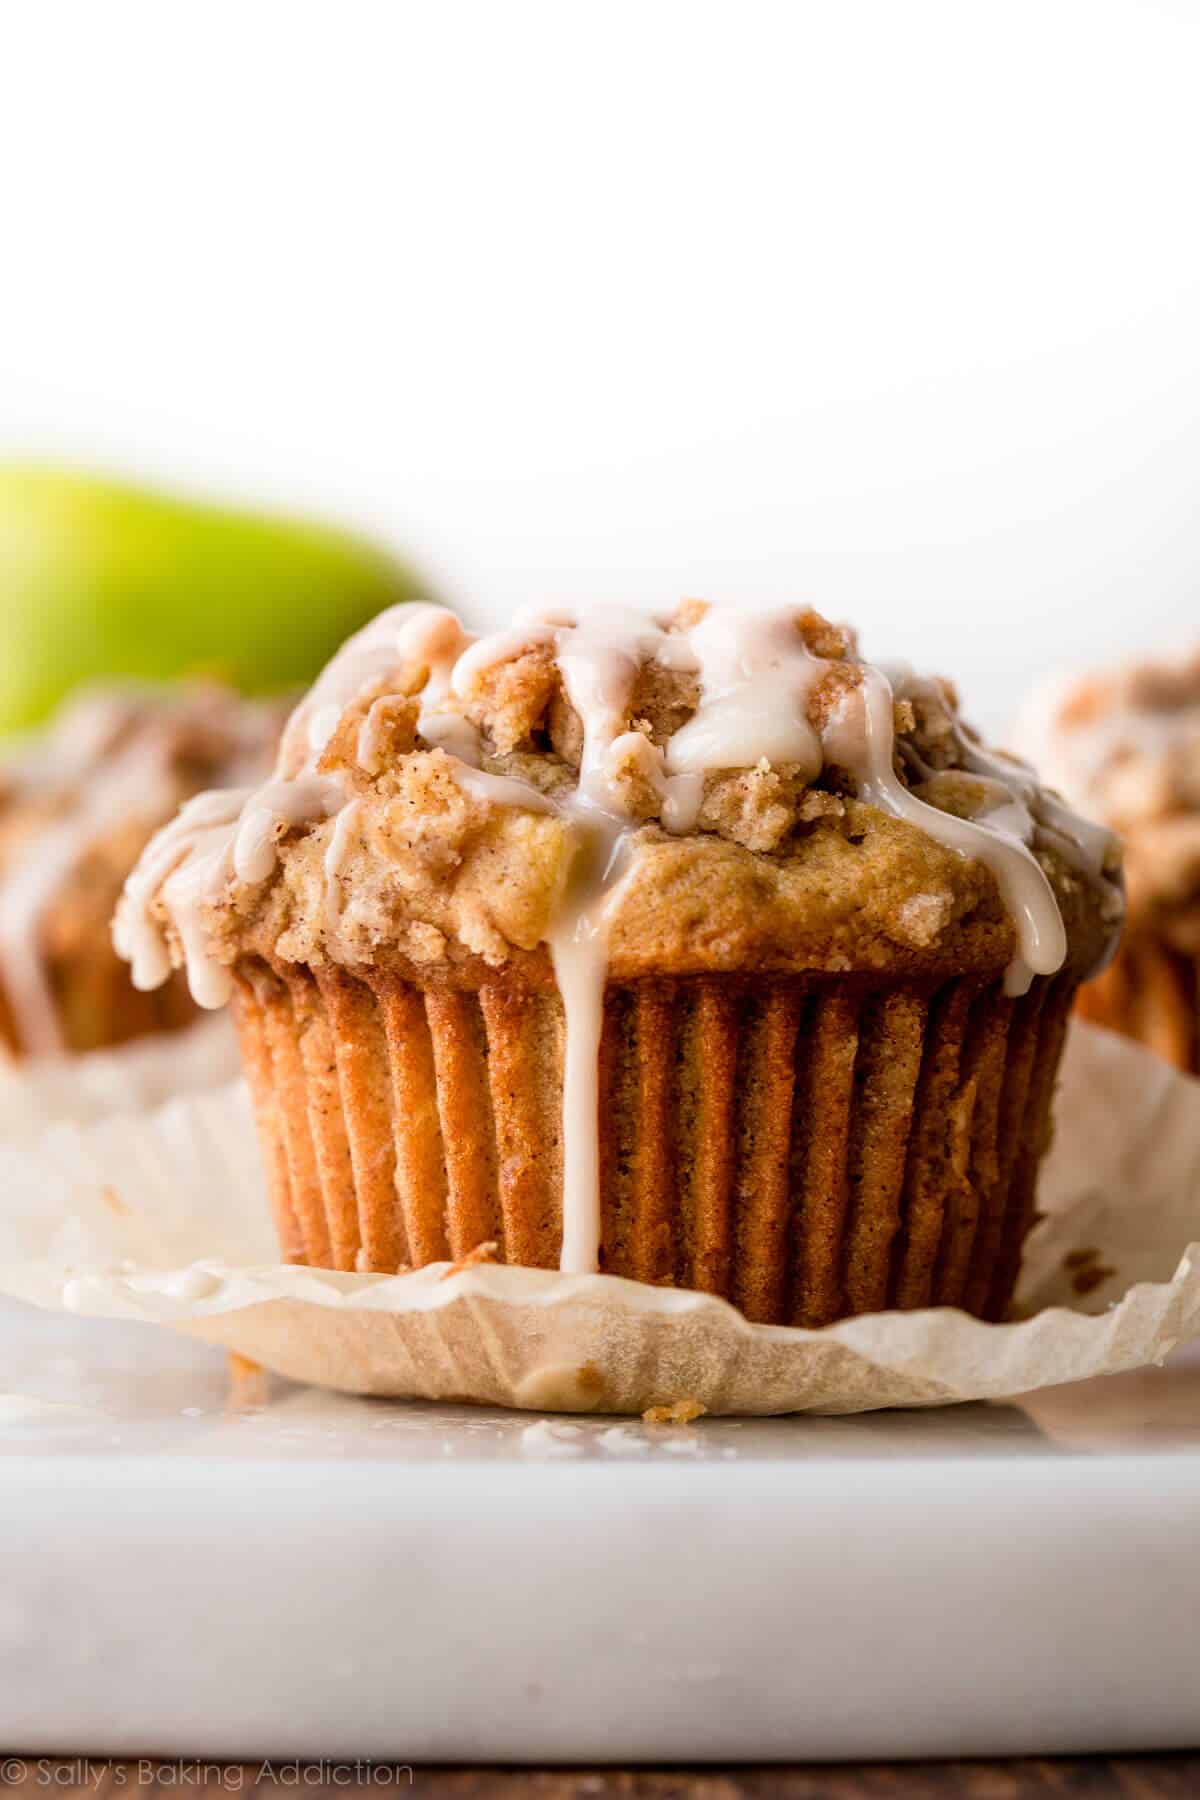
left=0, top=684, right=281, bottom=1058
left=1020, top=650, right=1200, bottom=1073
left=116, top=603, right=1124, bottom=1325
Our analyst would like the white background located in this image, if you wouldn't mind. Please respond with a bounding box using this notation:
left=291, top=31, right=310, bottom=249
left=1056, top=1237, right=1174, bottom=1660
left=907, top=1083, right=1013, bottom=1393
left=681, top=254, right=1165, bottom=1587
left=1, top=0, right=1197, bottom=729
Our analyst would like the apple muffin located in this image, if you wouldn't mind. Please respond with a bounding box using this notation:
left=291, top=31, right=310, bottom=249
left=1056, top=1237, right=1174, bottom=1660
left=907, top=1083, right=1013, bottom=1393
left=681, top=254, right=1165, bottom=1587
left=0, top=684, right=281, bottom=1058
left=1021, top=649, right=1200, bottom=1073
left=116, top=603, right=1123, bottom=1326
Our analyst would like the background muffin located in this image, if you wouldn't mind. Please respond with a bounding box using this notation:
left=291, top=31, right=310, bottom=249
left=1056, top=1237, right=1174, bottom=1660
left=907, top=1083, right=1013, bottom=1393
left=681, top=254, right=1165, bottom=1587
left=117, top=602, right=1123, bottom=1326
left=1021, top=651, right=1200, bottom=1073
left=0, top=684, right=281, bottom=1058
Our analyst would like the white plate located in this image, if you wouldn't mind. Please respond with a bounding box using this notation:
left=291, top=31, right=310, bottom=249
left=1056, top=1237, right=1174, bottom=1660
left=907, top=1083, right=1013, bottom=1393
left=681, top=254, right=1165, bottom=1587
left=3, top=1297, right=1199, bottom=1762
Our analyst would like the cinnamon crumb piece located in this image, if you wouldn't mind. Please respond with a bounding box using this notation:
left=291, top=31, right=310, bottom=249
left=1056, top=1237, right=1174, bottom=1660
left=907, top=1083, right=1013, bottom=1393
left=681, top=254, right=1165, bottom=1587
left=1063, top=1243, right=1117, bottom=1293
left=796, top=789, right=845, bottom=824
left=439, top=1239, right=500, bottom=1280
left=405, top=921, right=449, bottom=963
left=355, top=1247, right=414, bottom=1273
left=1072, top=1264, right=1116, bottom=1296
left=458, top=644, right=559, bottom=755
left=798, top=608, right=856, bottom=661
left=355, top=694, right=420, bottom=774
left=225, top=1349, right=272, bottom=1414
left=643, top=1397, right=707, bottom=1425
left=316, top=679, right=414, bottom=776
left=892, top=890, right=956, bottom=949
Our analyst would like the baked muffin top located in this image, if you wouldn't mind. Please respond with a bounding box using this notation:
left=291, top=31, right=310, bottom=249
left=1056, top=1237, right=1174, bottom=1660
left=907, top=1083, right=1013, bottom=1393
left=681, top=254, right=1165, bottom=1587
left=116, top=602, right=1124, bottom=1005
left=1022, top=649, right=1200, bottom=949
left=0, top=683, right=281, bottom=1054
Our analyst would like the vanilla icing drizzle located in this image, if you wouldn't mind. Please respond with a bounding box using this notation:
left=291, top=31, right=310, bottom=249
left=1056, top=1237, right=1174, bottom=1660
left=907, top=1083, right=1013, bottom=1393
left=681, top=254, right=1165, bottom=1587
left=115, top=601, right=1121, bottom=1274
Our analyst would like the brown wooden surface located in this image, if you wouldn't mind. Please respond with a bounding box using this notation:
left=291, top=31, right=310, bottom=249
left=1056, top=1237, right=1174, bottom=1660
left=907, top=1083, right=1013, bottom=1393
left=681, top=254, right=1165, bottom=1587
left=4, top=1758, right=1200, bottom=1797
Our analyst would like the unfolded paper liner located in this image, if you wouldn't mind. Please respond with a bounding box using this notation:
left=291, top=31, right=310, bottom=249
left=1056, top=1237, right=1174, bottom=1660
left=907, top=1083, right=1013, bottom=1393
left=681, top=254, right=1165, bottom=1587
left=0, top=1013, right=242, bottom=1145
left=0, top=1020, right=1197, bottom=1415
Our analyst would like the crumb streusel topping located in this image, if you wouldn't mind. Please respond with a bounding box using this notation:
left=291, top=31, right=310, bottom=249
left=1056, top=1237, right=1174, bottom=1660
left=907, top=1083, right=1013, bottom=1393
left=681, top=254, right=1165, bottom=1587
left=117, top=602, right=1122, bottom=1005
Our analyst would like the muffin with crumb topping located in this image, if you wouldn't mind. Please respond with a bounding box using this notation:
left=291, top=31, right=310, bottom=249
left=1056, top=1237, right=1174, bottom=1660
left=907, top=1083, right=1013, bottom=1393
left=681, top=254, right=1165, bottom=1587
left=116, top=602, right=1123, bottom=1326
left=1020, top=649, right=1200, bottom=1072
left=0, top=683, right=281, bottom=1058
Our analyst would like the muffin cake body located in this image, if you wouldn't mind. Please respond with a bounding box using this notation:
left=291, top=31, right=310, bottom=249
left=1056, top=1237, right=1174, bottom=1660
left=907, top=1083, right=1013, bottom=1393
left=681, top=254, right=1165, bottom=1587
left=0, top=684, right=280, bottom=1057
left=117, top=603, right=1123, bottom=1324
left=1022, top=653, right=1200, bottom=1073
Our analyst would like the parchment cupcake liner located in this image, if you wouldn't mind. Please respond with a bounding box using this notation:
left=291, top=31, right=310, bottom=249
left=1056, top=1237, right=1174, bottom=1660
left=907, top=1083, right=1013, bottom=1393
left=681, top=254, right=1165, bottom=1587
left=0, top=1021, right=1196, bottom=1415
left=0, top=1012, right=241, bottom=1145
left=230, top=958, right=1076, bottom=1328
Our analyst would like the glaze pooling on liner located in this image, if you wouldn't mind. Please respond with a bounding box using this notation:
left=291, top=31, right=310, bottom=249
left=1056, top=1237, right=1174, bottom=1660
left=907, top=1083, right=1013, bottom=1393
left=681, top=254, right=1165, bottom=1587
left=114, top=600, right=1121, bottom=1276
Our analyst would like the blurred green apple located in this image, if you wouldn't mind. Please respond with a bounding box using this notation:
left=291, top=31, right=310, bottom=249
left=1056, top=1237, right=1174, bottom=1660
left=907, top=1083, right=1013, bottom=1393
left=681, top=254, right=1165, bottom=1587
left=0, top=466, right=428, bottom=732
